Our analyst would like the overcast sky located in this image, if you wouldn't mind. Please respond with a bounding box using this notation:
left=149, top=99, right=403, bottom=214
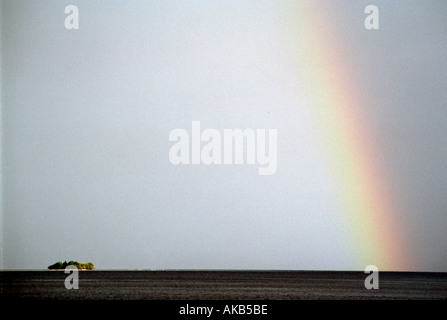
left=1, top=1, right=447, bottom=271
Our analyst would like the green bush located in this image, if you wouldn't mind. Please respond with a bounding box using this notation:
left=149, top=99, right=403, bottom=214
left=48, top=261, right=64, bottom=269
left=48, top=261, right=95, bottom=270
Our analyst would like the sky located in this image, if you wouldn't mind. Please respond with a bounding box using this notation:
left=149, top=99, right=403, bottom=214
left=1, top=1, right=446, bottom=271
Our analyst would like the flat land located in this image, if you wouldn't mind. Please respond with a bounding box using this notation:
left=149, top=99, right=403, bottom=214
left=1, top=270, right=446, bottom=300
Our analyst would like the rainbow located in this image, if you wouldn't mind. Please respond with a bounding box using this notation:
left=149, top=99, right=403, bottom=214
left=281, top=3, right=409, bottom=271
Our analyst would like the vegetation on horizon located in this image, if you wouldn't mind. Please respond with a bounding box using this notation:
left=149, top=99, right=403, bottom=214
left=48, top=261, right=95, bottom=270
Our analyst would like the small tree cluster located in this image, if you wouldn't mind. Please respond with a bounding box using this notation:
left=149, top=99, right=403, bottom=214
left=48, top=261, right=95, bottom=270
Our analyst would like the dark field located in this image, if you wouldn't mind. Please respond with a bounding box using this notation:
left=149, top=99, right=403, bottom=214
left=1, top=270, right=446, bottom=300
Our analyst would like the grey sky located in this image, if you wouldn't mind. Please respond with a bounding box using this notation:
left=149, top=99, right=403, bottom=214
left=1, top=1, right=447, bottom=271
